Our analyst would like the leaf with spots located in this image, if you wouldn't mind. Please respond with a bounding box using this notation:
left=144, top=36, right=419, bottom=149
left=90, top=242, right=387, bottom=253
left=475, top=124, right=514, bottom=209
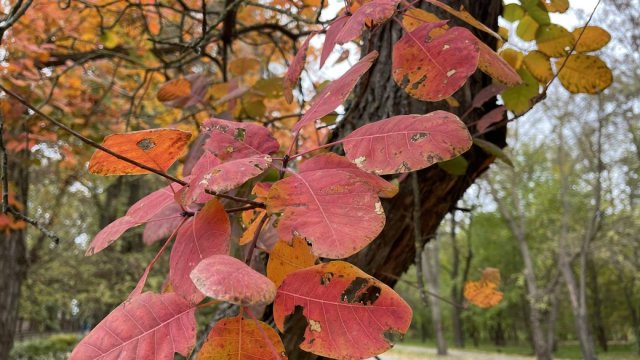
left=555, top=54, right=612, bottom=94
left=202, top=118, right=279, bottom=161
left=340, top=111, right=472, bottom=175
left=273, top=261, right=412, bottom=359
left=190, top=255, right=276, bottom=305
left=334, top=0, right=399, bottom=45
left=69, top=292, right=196, bottom=360
left=392, top=22, right=479, bottom=101
left=170, top=199, right=230, bottom=304
left=86, top=183, right=182, bottom=255
left=88, top=129, right=191, bottom=176
left=283, top=32, right=316, bottom=103
left=198, top=316, right=286, bottom=360
left=267, top=237, right=317, bottom=287
left=464, top=267, right=504, bottom=308
left=294, top=51, right=378, bottom=132
left=266, top=155, right=387, bottom=259
left=523, top=50, right=553, bottom=83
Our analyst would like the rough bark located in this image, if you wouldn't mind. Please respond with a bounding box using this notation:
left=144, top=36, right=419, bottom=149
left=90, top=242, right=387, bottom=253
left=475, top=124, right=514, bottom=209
left=281, top=1, right=506, bottom=357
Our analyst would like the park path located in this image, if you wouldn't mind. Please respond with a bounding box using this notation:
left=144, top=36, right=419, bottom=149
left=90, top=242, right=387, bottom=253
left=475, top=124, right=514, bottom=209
left=376, top=344, right=536, bottom=360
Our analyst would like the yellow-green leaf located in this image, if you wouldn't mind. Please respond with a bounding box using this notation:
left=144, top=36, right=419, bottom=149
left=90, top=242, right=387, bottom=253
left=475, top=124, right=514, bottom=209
left=501, top=68, right=539, bottom=115
left=473, top=138, right=513, bottom=167
left=572, top=26, right=611, bottom=53
left=521, top=0, right=550, bottom=25
left=523, top=50, right=553, bottom=83
left=516, top=15, right=539, bottom=41
left=500, top=48, right=524, bottom=70
left=543, top=0, right=569, bottom=13
left=555, top=54, right=612, bottom=94
left=503, top=4, right=525, bottom=22
left=438, top=155, right=468, bottom=176
left=536, top=24, right=574, bottom=57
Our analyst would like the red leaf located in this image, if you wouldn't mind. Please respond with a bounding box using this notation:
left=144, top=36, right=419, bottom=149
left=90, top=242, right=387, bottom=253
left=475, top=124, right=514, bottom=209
left=392, top=23, right=479, bottom=101
left=335, top=0, right=399, bottom=45
left=202, top=118, right=279, bottom=161
left=159, top=74, right=209, bottom=108
left=320, top=15, right=349, bottom=68
left=142, top=203, right=185, bottom=245
left=284, top=33, right=316, bottom=103
left=88, top=129, right=192, bottom=175
left=476, top=106, right=506, bottom=133
left=273, top=261, right=412, bottom=359
left=294, top=51, right=378, bottom=132
left=69, top=292, right=197, bottom=360
left=170, top=200, right=230, bottom=304
left=198, top=316, right=287, bottom=359
left=300, top=153, right=398, bottom=198
left=341, top=111, right=472, bottom=174
left=190, top=255, right=276, bottom=305
left=266, top=157, right=385, bottom=259
left=86, top=184, right=181, bottom=255
left=471, top=83, right=507, bottom=109
left=477, top=41, right=522, bottom=86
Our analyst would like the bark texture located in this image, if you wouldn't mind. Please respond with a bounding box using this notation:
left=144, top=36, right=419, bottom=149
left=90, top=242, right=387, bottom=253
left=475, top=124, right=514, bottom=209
left=281, top=0, right=506, bottom=357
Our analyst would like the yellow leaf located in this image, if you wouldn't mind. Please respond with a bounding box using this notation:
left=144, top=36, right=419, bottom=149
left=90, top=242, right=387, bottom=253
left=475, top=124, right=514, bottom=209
left=543, top=0, right=569, bottom=13
left=500, top=48, right=524, bottom=70
left=464, top=267, right=503, bottom=308
left=267, top=237, right=317, bottom=287
left=523, top=50, right=553, bottom=83
left=516, top=15, right=538, bottom=41
left=555, top=54, right=612, bottom=94
left=239, top=210, right=267, bottom=245
left=536, top=24, right=574, bottom=57
left=402, top=8, right=446, bottom=34
left=572, top=26, right=611, bottom=53
left=229, top=57, right=260, bottom=76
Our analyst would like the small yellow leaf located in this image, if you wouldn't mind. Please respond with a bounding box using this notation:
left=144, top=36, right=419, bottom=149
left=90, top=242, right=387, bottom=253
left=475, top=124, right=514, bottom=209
left=500, top=48, right=524, bottom=70
left=464, top=267, right=504, bottom=308
left=402, top=8, right=446, bottom=35
left=239, top=210, right=267, bottom=246
left=523, top=50, right=553, bottom=83
left=543, top=0, right=569, bottom=13
left=536, top=24, right=574, bottom=57
left=572, top=26, right=611, bottom=53
left=267, top=237, right=317, bottom=287
left=556, top=54, right=612, bottom=94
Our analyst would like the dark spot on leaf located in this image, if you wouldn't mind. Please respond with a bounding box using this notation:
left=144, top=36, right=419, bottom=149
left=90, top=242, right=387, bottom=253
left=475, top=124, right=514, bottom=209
left=383, top=329, right=404, bottom=345
left=340, top=277, right=380, bottom=305
left=136, top=138, right=156, bottom=151
left=410, top=132, right=428, bottom=142
left=233, top=128, right=246, bottom=141
left=400, top=74, right=410, bottom=89
left=395, top=161, right=411, bottom=173
left=320, top=272, right=334, bottom=286
left=411, top=75, right=427, bottom=90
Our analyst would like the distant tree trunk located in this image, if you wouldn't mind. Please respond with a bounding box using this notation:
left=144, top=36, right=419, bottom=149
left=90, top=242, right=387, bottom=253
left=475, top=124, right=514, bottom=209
left=281, top=1, right=506, bottom=357
left=547, top=286, right=559, bottom=353
left=620, top=273, right=640, bottom=355
left=0, top=145, right=30, bottom=359
left=449, top=212, right=468, bottom=348
left=423, top=240, right=447, bottom=355
left=588, top=258, right=607, bottom=352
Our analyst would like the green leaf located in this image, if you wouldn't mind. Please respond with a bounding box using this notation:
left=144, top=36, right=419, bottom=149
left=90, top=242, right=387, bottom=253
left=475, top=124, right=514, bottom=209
left=503, top=4, right=525, bottom=22
left=501, top=68, right=539, bottom=115
left=438, top=155, right=468, bottom=176
left=473, top=138, right=513, bottom=167
left=516, top=15, right=539, bottom=41
left=521, top=0, right=550, bottom=25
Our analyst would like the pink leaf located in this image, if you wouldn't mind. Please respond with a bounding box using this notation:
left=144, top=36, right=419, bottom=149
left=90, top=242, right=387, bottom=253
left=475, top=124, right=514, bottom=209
left=86, top=184, right=181, bottom=255
left=69, top=292, right=197, bottom=360
left=471, top=83, right=507, bottom=109
left=142, top=203, right=185, bottom=245
left=202, top=118, right=279, bottom=161
left=320, top=15, right=349, bottom=68
left=477, top=41, right=522, bottom=86
left=284, top=32, right=316, bottom=103
left=392, top=23, right=479, bottom=101
left=341, top=110, right=472, bottom=174
left=266, top=158, right=385, bottom=259
left=273, top=261, right=412, bottom=359
left=335, top=0, right=399, bottom=45
left=170, top=199, right=231, bottom=304
left=294, top=51, right=378, bottom=132
left=300, top=153, right=398, bottom=198
left=476, top=106, right=506, bottom=133
left=190, top=255, right=276, bottom=305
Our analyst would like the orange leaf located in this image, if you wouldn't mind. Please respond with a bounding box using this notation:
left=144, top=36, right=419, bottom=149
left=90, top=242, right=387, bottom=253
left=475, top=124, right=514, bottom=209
left=198, top=316, right=286, bottom=360
left=267, top=237, right=317, bottom=287
left=157, top=78, right=192, bottom=102
left=89, top=129, right=191, bottom=175
left=239, top=210, right=267, bottom=245
left=464, top=267, right=504, bottom=308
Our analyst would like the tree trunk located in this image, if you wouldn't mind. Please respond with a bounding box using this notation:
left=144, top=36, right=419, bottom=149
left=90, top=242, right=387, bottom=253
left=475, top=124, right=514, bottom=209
left=422, top=241, right=447, bottom=355
left=588, top=258, right=607, bottom=352
left=449, top=213, right=465, bottom=348
left=281, top=1, right=506, bottom=357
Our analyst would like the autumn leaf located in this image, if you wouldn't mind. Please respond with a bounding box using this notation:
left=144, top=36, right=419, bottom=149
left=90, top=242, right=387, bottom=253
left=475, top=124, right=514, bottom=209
left=273, top=261, right=412, bottom=359
left=320, top=15, right=349, bottom=68
left=572, top=26, right=610, bottom=53
left=198, top=316, right=286, bottom=360
left=464, top=267, right=504, bottom=308
left=523, top=50, right=554, bottom=83
left=341, top=111, right=472, bottom=175
left=477, top=41, right=522, bottom=86
left=239, top=210, right=268, bottom=246
left=157, top=78, right=191, bottom=102
left=266, top=155, right=386, bottom=259
left=170, top=200, right=230, bottom=304
left=88, top=129, right=191, bottom=175
left=284, top=33, right=315, bottom=103
left=202, top=118, right=279, bottom=161
left=555, top=54, right=612, bottom=94
left=392, top=23, right=480, bottom=101
left=335, top=0, right=399, bottom=45
left=267, top=237, right=317, bottom=287
left=70, top=292, right=196, bottom=359
left=190, top=255, right=276, bottom=305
